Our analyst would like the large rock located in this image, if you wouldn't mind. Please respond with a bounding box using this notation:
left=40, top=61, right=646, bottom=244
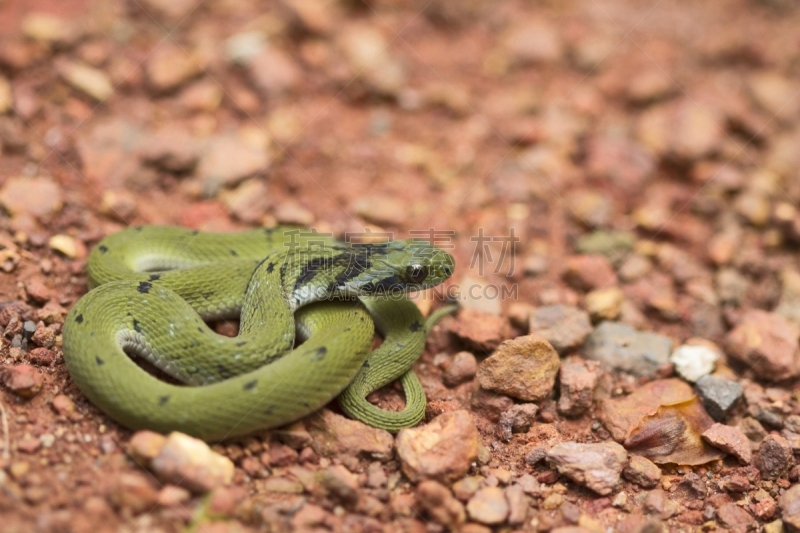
left=306, top=409, right=393, bottom=461
left=546, top=441, right=628, bottom=496
left=528, top=305, right=592, bottom=354
left=0, top=176, right=63, bottom=220
left=396, top=410, right=480, bottom=483
left=557, top=356, right=601, bottom=417
left=781, top=484, right=800, bottom=532
left=476, top=335, right=560, bottom=402
left=725, top=309, right=800, bottom=381
left=581, top=321, right=672, bottom=377
left=148, top=432, right=234, bottom=493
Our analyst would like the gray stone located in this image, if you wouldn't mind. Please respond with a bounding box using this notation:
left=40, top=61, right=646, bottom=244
left=580, top=321, right=672, bottom=377
left=695, top=375, right=743, bottom=422
left=528, top=305, right=592, bottom=354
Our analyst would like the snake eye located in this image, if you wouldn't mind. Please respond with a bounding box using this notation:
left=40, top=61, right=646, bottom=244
left=406, top=264, right=428, bottom=283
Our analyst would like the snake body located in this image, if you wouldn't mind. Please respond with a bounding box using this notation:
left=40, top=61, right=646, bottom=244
left=62, top=226, right=455, bottom=441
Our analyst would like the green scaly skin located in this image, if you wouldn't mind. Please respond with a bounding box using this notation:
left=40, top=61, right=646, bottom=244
left=62, top=226, right=455, bottom=441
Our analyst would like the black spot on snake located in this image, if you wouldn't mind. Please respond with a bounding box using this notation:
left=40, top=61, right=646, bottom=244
left=264, top=406, right=274, bottom=415
left=302, top=401, right=310, bottom=408
left=229, top=249, right=238, bottom=256
left=191, top=230, right=199, bottom=235
left=75, top=314, right=84, bottom=324
left=137, top=281, right=152, bottom=294
left=197, top=326, right=203, bottom=333
left=134, top=226, right=143, bottom=232
left=98, top=244, right=108, bottom=253
left=95, top=356, right=104, bottom=365
left=132, top=319, right=142, bottom=333
left=362, top=360, right=370, bottom=368
left=312, top=346, right=327, bottom=361
left=409, top=321, right=423, bottom=332
left=148, top=273, right=161, bottom=281
left=235, top=341, right=247, bottom=347
left=244, top=380, right=257, bottom=390
left=159, top=395, right=170, bottom=406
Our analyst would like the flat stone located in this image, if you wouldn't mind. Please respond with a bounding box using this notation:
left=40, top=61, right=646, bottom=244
left=396, top=410, right=480, bottom=483
left=351, top=194, right=407, bottom=227
left=725, top=309, right=800, bottom=381
left=449, top=308, right=510, bottom=351
left=557, top=356, right=601, bottom=417
left=224, top=31, right=267, bottom=65
left=466, top=486, right=509, bottom=525
left=670, top=340, right=720, bottom=383
left=138, top=128, right=201, bottom=172
left=563, top=255, right=618, bottom=290
left=505, top=484, right=527, bottom=525
left=315, top=465, right=359, bottom=505
left=144, top=0, right=201, bottom=20
left=2, top=364, right=44, bottom=398
left=622, top=455, right=661, bottom=489
left=581, top=321, right=672, bottom=377
left=476, top=334, right=560, bottom=402
left=443, top=351, right=478, bottom=387
left=528, top=305, right=592, bottom=354
left=150, top=432, right=234, bottom=493
left=336, top=24, right=406, bottom=97
left=0, top=176, right=63, bottom=220
left=109, top=473, right=159, bottom=514
left=702, top=423, right=752, bottom=465
left=502, top=19, right=564, bottom=64
left=756, top=434, right=794, bottom=480
left=75, top=119, right=143, bottom=189
left=585, top=287, right=624, bottom=322
left=56, top=60, right=113, bottom=101
left=498, top=403, right=539, bottom=442
left=0, top=76, right=12, bottom=114
left=197, top=134, right=270, bottom=196
left=416, top=480, right=466, bottom=528
left=145, top=44, right=205, bottom=93
left=306, top=409, right=393, bottom=461
left=695, top=375, right=743, bottom=421
left=546, top=441, right=628, bottom=496
left=129, top=431, right=167, bottom=465
left=280, top=0, right=338, bottom=34
left=247, top=46, right=301, bottom=97
left=780, top=484, right=800, bottom=531
left=717, top=502, right=756, bottom=531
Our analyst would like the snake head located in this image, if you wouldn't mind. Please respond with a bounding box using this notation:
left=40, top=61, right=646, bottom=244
left=342, top=239, right=455, bottom=296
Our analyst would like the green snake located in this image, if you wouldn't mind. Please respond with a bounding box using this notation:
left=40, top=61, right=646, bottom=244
left=62, top=226, right=455, bottom=441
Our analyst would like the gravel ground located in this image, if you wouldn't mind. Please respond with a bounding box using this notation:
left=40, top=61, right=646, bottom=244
left=2, top=0, right=800, bottom=532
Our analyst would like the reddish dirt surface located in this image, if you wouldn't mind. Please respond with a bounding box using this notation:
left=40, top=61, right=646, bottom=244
left=3, top=0, right=800, bottom=532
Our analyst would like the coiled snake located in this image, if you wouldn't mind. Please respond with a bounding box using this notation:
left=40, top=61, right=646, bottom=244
left=62, top=226, right=455, bottom=441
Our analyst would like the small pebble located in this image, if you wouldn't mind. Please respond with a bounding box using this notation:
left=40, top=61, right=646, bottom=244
left=149, top=432, right=234, bottom=493
left=527, top=305, right=592, bottom=354
left=2, top=364, right=44, bottom=398
left=396, top=410, right=480, bottom=483
left=546, top=441, right=628, bottom=495
left=670, top=341, right=720, bottom=383
left=476, top=334, right=560, bottom=402
left=466, top=486, right=509, bottom=525
left=442, top=351, right=478, bottom=387
left=695, top=375, right=743, bottom=422
left=623, top=455, right=661, bottom=489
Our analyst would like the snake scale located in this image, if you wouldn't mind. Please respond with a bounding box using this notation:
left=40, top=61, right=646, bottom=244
left=62, top=226, right=455, bottom=441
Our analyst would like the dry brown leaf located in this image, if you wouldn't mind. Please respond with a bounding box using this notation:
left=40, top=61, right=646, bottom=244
left=597, top=378, right=694, bottom=442
left=624, top=396, right=724, bottom=465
